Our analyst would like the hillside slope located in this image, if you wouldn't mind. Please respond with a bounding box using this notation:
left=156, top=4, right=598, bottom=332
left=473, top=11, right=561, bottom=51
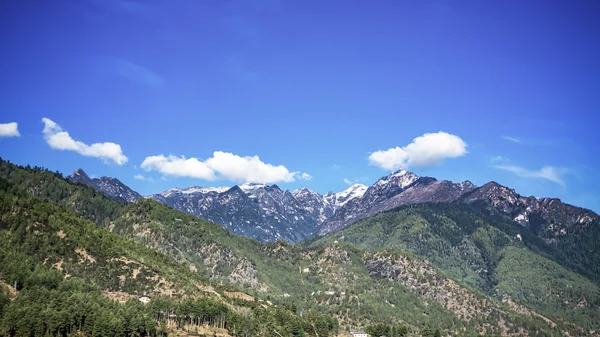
left=0, top=168, right=338, bottom=337
left=309, top=203, right=600, bottom=333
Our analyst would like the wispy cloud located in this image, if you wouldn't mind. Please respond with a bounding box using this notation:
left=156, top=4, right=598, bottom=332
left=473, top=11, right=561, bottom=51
left=133, top=174, right=155, bottom=183
left=502, top=136, right=522, bottom=144
left=0, top=122, right=20, bottom=137
left=369, top=131, right=467, bottom=171
left=343, top=177, right=370, bottom=185
left=490, top=156, right=509, bottom=163
left=300, top=173, right=312, bottom=181
left=494, top=165, right=567, bottom=186
left=41, top=118, right=128, bottom=165
left=331, top=164, right=341, bottom=170
left=115, top=59, right=163, bottom=88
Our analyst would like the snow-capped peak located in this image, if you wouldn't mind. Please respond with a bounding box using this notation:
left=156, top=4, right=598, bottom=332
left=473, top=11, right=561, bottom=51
left=391, top=169, right=409, bottom=177
left=161, top=186, right=229, bottom=197
left=292, top=187, right=317, bottom=197
left=335, top=184, right=368, bottom=207
left=375, top=169, right=419, bottom=189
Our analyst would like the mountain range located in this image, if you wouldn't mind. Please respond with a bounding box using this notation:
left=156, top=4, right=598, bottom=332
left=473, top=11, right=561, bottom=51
left=4, top=158, right=600, bottom=336
left=68, top=167, right=597, bottom=249
left=66, top=166, right=600, bottom=284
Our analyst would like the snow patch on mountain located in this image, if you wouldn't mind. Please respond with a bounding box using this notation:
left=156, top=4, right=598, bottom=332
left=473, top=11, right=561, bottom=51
left=335, top=184, right=368, bottom=207
left=161, top=186, right=230, bottom=197
left=375, top=169, right=418, bottom=189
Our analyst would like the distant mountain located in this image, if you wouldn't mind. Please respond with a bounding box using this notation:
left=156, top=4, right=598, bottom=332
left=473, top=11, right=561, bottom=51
left=67, top=168, right=142, bottom=203
left=65, top=165, right=599, bottom=272
left=319, top=169, right=476, bottom=234
left=150, top=183, right=319, bottom=242
left=148, top=182, right=374, bottom=243
left=291, top=184, right=367, bottom=224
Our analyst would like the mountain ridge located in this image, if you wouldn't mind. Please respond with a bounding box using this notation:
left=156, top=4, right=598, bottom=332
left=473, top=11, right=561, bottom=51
left=66, top=167, right=600, bottom=251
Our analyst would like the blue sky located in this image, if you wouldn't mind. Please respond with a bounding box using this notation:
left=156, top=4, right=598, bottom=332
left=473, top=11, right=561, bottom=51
left=0, top=0, right=599, bottom=212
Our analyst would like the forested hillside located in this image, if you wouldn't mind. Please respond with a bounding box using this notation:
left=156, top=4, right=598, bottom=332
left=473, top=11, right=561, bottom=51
left=309, top=204, right=600, bottom=332
left=0, top=161, right=339, bottom=337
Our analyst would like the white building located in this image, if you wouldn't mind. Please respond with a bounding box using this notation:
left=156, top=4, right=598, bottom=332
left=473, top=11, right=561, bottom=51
left=350, top=330, right=369, bottom=337
left=139, top=296, right=151, bottom=304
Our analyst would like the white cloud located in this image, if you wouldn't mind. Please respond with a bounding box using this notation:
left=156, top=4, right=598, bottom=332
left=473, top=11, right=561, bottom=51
left=368, top=131, right=467, bottom=171
left=0, top=122, right=20, bottom=137
left=343, top=178, right=353, bottom=185
left=41, top=118, right=128, bottom=165
left=140, top=155, right=215, bottom=180
left=494, top=165, right=566, bottom=186
left=331, top=164, right=340, bottom=170
left=301, top=173, right=312, bottom=181
left=206, top=151, right=299, bottom=183
left=141, top=151, right=310, bottom=184
left=503, top=136, right=522, bottom=144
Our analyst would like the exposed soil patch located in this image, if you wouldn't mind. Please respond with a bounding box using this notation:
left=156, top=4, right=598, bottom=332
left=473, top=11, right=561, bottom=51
left=75, top=248, right=96, bottom=263
left=53, top=259, right=64, bottom=271
left=103, top=291, right=137, bottom=303
left=224, top=290, right=254, bottom=302
left=132, top=267, right=141, bottom=279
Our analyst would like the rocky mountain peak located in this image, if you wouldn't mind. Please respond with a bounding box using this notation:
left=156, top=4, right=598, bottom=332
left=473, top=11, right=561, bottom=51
left=374, top=169, right=420, bottom=189
left=68, top=168, right=93, bottom=185
left=70, top=168, right=89, bottom=178
left=463, top=181, right=521, bottom=208
left=292, top=187, right=317, bottom=196
left=67, top=169, right=141, bottom=203
left=461, top=180, right=476, bottom=190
